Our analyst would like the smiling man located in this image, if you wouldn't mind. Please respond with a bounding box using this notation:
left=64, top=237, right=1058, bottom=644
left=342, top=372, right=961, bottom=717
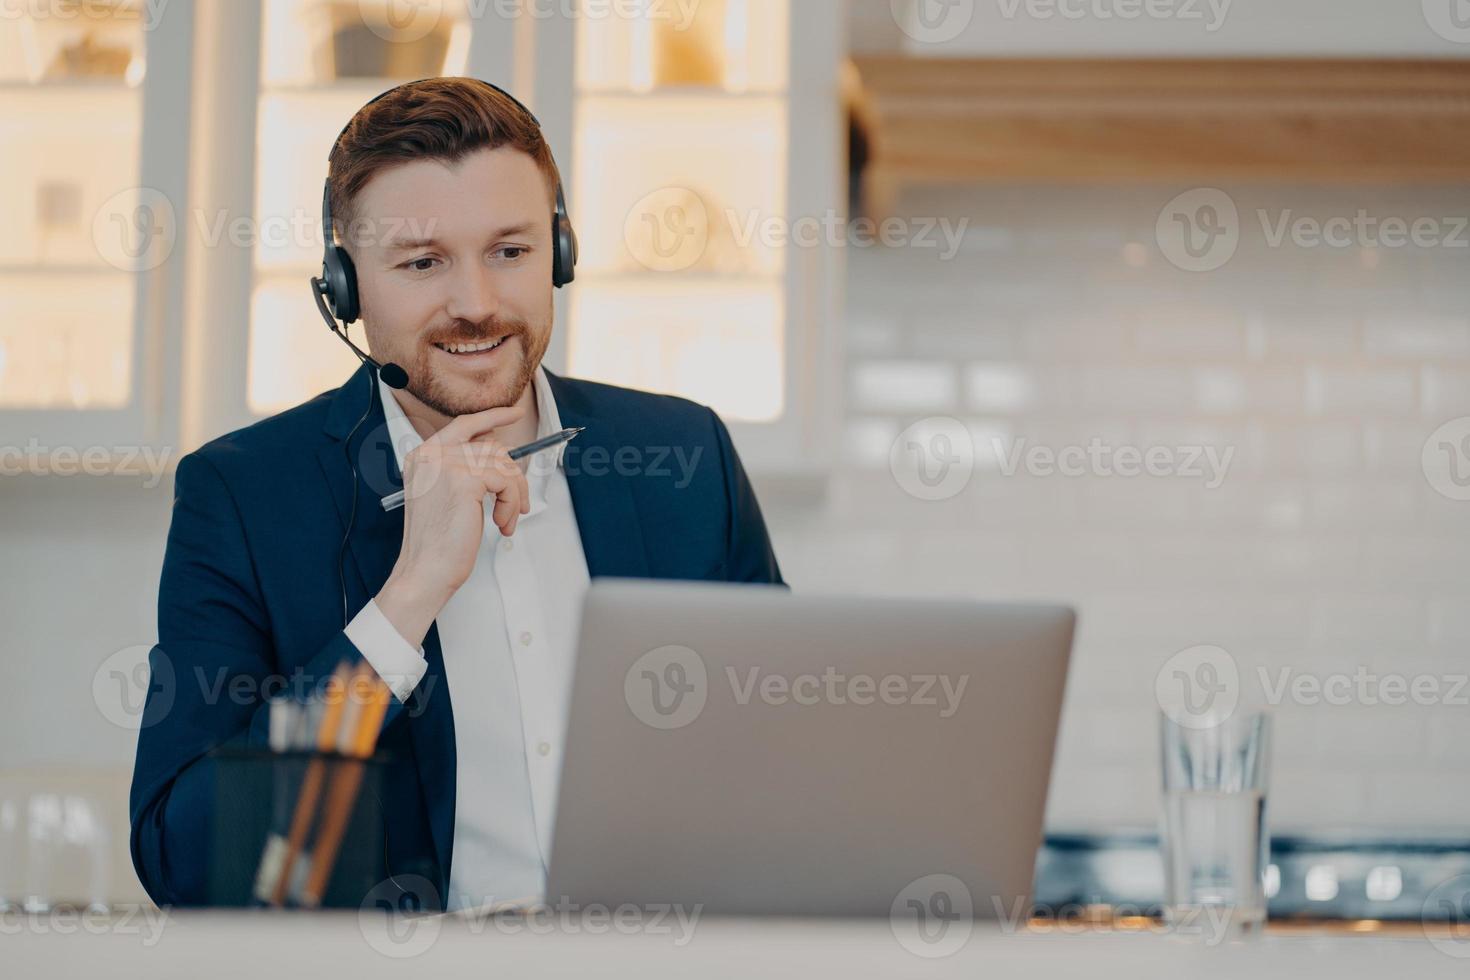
left=130, top=77, right=783, bottom=911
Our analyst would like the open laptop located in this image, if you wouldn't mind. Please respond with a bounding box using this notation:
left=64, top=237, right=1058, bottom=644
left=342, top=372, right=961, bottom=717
left=546, top=578, right=1075, bottom=917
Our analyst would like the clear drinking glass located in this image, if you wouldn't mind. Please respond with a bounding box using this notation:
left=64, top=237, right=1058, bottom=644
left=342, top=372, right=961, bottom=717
left=1159, top=711, right=1271, bottom=940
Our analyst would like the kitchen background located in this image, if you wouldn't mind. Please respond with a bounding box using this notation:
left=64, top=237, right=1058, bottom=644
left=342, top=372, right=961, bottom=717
left=2, top=0, right=1468, bottom=910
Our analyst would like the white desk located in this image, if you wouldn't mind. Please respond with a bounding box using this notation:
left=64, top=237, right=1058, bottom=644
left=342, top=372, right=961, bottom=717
left=8, top=912, right=1468, bottom=979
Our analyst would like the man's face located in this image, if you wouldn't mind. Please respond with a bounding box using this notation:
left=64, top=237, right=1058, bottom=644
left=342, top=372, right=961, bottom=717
left=350, top=146, right=555, bottom=419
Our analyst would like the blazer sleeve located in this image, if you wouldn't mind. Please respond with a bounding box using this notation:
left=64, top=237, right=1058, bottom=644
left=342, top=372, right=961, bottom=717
left=705, top=407, right=786, bottom=587
left=128, top=451, right=402, bottom=907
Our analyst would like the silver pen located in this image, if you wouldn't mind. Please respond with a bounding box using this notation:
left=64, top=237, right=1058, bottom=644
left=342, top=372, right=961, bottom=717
left=379, top=427, right=585, bottom=512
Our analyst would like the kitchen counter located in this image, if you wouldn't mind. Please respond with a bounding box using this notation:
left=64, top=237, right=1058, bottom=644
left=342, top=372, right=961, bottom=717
left=8, top=910, right=1469, bottom=978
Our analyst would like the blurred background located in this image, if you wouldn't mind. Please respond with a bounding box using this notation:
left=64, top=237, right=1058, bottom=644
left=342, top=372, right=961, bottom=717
left=2, top=0, right=1469, bottom=914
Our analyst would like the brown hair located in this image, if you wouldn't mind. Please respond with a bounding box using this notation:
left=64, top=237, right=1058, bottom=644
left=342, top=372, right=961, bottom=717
left=326, top=76, right=561, bottom=241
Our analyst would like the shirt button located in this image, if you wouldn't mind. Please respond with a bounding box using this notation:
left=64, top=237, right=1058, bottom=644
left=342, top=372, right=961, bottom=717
left=537, top=741, right=551, bottom=757
left=519, top=631, right=533, bottom=646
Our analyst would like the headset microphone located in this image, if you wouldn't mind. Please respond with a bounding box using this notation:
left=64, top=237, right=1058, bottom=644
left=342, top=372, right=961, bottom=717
left=310, top=275, right=409, bottom=389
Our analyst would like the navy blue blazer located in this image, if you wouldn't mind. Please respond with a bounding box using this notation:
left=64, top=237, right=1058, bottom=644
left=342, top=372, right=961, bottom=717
left=129, top=364, right=784, bottom=907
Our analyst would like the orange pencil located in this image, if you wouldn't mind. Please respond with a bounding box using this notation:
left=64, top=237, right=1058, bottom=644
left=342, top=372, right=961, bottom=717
left=257, top=662, right=350, bottom=906
left=299, top=669, right=391, bottom=907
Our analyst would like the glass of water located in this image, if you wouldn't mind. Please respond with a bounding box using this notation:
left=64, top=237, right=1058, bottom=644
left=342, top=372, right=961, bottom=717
left=1159, top=710, right=1271, bottom=940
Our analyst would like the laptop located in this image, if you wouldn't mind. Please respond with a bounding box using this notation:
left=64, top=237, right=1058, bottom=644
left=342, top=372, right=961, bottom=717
left=546, top=578, right=1075, bottom=917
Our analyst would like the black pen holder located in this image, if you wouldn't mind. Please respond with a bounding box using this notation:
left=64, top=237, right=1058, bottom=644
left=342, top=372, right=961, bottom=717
left=206, top=747, right=389, bottom=909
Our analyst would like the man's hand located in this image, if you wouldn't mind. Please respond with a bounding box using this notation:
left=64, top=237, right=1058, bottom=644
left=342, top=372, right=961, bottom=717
left=374, top=405, right=531, bottom=648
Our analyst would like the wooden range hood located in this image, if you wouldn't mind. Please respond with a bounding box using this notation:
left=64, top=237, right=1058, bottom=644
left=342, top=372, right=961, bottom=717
left=848, top=57, right=1470, bottom=214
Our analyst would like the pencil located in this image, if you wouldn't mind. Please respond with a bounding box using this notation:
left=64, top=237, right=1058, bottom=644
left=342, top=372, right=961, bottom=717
left=299, top=670, right=392, bottom=907
left=264, top=662, right=351, bottom=906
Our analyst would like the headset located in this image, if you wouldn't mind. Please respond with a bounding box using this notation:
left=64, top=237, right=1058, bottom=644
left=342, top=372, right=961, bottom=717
left=312, top=76, right=578, bottom=390
left=315, top=78, right=578, bottom=629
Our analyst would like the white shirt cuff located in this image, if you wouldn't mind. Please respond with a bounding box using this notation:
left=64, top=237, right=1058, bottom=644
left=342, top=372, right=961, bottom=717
left=343, top=598, right=428, bottom=703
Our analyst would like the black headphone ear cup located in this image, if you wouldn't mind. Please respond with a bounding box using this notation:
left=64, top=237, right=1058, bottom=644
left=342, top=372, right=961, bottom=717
left=325, top=245, right=361, bottom=323
left=553, top=212, right=578, bottom=288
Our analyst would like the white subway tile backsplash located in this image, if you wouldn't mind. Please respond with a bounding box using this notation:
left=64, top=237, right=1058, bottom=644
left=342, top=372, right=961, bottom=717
left=1362, top=770, right=1470, bottom=829
left=1256, top=423, right=1362, bottom=473
left=1080, top=365, right=1197, bottom=414
left=1134, top=310, right=1247, bottom=358
left=1310, top=594, right=1424, bottom=645
left=843, top=417, right=899, bottom=468
left=1022, top=312, right=1133, bottom=359
left=1363, top=314, right=1470, bottom=359
left=1306, top=482, right=1418, bottom=529
left=851, top=360, right=957, bottom=412
left=1427, top=595, right=1470, bottom=643
left=1306, top=366, right=1418, bottom=417
left=1254, top=314, right=1360, bottom=360
left=797, top=184, right=1470, bottom=836
left=1421, top=366, right=1470, bottom=418
left=963, top=362, right=1047, bottom=413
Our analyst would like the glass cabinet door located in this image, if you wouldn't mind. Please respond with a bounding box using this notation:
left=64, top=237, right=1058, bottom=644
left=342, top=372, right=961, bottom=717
left=246, top=0, right=475, bottom=415
left=0, top=4, right=148, bottom=413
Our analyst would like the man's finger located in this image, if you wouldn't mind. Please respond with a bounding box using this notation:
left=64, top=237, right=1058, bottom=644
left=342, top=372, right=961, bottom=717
left=430, top=404, right=526, bottom=446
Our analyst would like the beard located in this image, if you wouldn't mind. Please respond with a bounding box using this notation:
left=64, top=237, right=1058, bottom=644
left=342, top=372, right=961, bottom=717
left=387, top=311, right=551, bottom=419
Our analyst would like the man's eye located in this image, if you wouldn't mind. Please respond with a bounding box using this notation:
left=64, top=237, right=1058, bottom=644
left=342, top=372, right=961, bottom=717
left=498, top=247, right=527, bottom=261
left=403, top=257, right=438, bottom=272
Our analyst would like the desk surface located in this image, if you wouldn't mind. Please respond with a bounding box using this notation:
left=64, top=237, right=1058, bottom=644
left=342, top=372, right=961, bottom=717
left=9, top=912, right=1470, bottom=979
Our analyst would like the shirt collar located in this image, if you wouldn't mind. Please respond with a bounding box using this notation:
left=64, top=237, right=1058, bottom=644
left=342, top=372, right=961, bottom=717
left=377, top=365, right=566, bottom=506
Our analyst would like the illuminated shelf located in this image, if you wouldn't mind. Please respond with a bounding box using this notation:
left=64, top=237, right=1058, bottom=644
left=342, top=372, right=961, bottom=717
left=0, top=271, right=134, bottom=410
left=0, top=265, right=134, bottom=276
left=244, top=0, right=475, bottom=414
left=568, top=0, right=842, bottom=474
left=575, top=0, right=789, bottom=94
left=0, top=80, right=137, bottom=91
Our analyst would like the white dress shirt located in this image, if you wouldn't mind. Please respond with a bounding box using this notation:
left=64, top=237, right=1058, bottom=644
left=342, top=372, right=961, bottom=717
left=344, top=365, right=591, bottom=910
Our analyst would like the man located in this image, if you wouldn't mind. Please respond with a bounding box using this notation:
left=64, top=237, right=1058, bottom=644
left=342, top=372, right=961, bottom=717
left=130, top=77, right=783, bottom=911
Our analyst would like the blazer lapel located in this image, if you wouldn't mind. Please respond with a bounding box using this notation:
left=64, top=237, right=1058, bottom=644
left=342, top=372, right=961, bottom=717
left=543, top=369, right=651, bottom=580
left=317, top=363, right=457, bottom=893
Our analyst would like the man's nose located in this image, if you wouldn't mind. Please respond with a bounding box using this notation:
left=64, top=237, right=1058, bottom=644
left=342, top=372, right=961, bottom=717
left=443, top=261, right=502, bottom=325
